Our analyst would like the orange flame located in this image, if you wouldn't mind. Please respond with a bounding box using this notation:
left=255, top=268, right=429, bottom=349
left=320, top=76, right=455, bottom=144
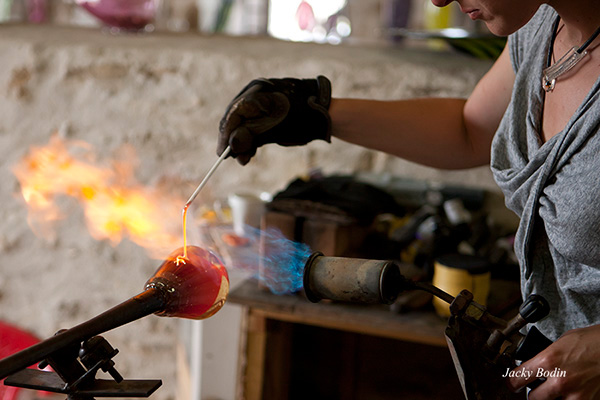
left=13, top=135, right=186, bottom=259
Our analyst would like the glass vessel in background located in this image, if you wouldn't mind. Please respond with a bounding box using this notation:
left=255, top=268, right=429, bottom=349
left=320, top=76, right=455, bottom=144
left=268, top=0, right=350, bottom=44
left=0, top=0, right=49, bottom=23
left=75, top=0, right=158, bottom=31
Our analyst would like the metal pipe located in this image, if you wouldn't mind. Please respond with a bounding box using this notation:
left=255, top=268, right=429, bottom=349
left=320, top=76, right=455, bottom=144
left=0, top=288, right=167, bottom=380
left=302, top=253, right=456, bottom=305
left=303, top=253, right=406, bottom=304
left=413, top=281, right=455, bottom=304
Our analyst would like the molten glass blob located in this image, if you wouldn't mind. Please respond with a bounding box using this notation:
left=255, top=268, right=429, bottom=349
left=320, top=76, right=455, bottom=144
left=146, top=246, right=229, bottom=320
left=75, top=0, right=157, bottom=31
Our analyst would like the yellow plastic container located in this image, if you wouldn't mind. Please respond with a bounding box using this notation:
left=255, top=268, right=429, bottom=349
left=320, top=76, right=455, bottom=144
left=432, top=254, right=491, bottom=317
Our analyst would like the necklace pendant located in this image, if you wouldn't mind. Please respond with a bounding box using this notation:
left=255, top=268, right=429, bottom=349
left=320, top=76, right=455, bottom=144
left=542, top=15, right=600, bottom=93
left=542, top=46, right=586, bottom=92
left=542, top=76, right=556, bottom=92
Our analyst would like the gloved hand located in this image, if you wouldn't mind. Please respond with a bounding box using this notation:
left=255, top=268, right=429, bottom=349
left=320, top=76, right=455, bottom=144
left=218, top=75, right=332, bottom=165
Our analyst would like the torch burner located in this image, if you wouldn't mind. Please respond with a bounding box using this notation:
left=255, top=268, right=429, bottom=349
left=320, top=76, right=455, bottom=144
left=303, top=252, right=553, bottom=400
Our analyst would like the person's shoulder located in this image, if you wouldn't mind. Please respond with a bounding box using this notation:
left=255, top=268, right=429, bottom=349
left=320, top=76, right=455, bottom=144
left=508, top=5, right=557, bottom=71
left=518, top=5, right=556, bottom=41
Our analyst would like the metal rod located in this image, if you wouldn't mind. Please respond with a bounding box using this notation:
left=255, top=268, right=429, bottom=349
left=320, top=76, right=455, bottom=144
left=0, top=289, right=166, bottom=380
left=185, top=146, right=231, bottom=207
left=413, top=281, right=455, bottom=304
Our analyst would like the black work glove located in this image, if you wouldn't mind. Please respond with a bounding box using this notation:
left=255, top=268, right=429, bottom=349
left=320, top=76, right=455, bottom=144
left=218, top=75, right=332, bottom=165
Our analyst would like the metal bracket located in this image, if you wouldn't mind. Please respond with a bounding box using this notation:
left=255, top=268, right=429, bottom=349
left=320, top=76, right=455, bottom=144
left=3, top=335, right=161, bottom=400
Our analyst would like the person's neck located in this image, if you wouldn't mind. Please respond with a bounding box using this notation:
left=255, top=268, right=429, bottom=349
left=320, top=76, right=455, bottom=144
left=548, top=0, right=600, bottom=46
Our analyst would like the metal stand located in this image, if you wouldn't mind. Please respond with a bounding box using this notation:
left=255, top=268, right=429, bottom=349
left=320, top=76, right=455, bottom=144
left=3, top=334, right=161, bottom=399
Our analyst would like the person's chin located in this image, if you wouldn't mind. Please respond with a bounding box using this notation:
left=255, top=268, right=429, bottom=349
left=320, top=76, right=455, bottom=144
left=482, top=20, right=513, bottom=37
left=485, top=13, right=538, bottom=38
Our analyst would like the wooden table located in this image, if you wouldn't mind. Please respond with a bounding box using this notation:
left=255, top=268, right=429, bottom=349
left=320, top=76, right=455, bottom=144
left=228, top=279, right=459, bottom=400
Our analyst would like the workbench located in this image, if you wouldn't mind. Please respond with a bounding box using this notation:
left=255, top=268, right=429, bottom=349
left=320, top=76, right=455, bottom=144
left=228, top=279, right=465, bottom=400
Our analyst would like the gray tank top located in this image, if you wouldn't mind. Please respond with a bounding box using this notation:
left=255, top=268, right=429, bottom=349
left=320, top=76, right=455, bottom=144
left=491, top=5, right=600, bottom=340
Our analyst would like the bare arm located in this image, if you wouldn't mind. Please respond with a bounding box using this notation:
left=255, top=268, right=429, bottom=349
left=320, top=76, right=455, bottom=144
left=329, top=45, right=516, bottom=170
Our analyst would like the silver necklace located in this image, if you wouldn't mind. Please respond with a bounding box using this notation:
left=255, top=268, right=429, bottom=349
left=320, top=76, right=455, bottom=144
left=542, top=16, right=600, bottom=92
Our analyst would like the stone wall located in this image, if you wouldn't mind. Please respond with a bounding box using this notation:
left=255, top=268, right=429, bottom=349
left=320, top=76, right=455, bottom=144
left=0, top=24, right=495, bottom=400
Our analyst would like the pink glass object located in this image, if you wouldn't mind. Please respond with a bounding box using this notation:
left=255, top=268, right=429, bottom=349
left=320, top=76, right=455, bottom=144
left=76, top=0, right=157, bottom=31
left=26, top=0, right=48, bottom=23
left=296, top=1, right=315, bottom=31
left=146, top=246, right=230, bottom=320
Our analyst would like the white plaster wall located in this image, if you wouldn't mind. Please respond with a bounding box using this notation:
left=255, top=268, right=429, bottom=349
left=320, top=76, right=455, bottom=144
left=0, top=25, right=494, bottom=400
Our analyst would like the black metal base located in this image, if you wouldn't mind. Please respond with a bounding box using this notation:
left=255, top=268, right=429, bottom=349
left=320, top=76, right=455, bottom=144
left=2, top=333, right=162, bottom=400
left=5, top=369, right=161, bottom=399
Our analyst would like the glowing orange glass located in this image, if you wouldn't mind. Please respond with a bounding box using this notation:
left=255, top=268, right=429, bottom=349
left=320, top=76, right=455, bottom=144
left=146, top=246, right=229, bottom=320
